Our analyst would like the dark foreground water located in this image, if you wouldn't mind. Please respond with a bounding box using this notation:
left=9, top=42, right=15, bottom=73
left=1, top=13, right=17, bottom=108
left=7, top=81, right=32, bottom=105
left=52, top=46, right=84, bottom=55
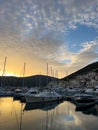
left=0, top=97, right=98, bottom=130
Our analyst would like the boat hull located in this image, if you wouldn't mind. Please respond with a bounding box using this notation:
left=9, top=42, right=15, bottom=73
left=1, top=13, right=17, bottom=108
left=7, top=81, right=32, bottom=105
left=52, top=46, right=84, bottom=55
left=25, top=95, right=63, bottom=103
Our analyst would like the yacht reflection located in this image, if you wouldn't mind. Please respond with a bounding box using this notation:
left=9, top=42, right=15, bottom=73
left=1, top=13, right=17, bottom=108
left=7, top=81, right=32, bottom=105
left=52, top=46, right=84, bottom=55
left=24, top=100, right=63, bottom=111
left=75, top=104, right=98, bottom=117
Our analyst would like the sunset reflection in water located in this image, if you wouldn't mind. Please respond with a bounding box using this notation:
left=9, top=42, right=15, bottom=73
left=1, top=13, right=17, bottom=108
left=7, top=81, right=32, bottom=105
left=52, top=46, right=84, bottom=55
left=0, top=97, right=98, bottom=130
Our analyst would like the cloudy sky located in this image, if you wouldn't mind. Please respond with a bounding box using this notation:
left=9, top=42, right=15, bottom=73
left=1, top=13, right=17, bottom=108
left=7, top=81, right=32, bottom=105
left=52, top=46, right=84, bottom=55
left=0, top=0, right=98, bottom=78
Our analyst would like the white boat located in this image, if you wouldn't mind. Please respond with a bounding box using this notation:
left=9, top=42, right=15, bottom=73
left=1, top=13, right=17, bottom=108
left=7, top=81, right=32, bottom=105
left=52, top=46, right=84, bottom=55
left=20, top=87, right=39, bottom=102
left=25, top=90, right=63, bottom=103
left=85, top=88, right=94, bottom=95
left=25, top=87, right=39, bottom=95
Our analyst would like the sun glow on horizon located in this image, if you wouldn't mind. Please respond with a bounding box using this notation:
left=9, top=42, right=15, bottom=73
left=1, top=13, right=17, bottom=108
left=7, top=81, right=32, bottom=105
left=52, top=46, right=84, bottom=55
left=0, top=72, right=20, bottom=77
left=4, top=73, right=20, bottom=77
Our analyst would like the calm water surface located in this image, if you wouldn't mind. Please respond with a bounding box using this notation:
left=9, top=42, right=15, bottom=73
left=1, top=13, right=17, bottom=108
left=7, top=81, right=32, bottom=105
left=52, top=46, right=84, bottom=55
left=0, top=97, right=98, bottom=130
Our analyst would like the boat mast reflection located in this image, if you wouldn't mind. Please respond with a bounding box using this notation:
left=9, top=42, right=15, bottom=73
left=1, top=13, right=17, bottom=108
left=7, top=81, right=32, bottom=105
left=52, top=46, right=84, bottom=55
left=24, top=101, right=63, bottom=130
left=19, top=103, right=24, bottom=130
left=13, top=101, right=24, bottom=130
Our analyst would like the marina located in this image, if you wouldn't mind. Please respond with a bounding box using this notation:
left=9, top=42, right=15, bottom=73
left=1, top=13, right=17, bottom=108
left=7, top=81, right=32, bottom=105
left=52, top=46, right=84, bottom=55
left=0, top=0, right=98, bottom=130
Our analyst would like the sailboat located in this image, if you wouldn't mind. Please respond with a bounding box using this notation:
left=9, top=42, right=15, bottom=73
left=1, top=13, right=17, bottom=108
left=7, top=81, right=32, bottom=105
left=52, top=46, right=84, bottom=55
left=25, top=63, right=63, bottom=103
left=13, top=62, right=27, bottom=100
left=25, top=90, right=63, bottom=103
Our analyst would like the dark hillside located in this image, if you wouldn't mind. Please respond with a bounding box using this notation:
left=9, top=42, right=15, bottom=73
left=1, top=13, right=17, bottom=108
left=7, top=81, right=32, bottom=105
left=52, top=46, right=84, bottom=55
left=0, top=75, right=58, bottom=88
left=61, top=61, right=98, bottom=80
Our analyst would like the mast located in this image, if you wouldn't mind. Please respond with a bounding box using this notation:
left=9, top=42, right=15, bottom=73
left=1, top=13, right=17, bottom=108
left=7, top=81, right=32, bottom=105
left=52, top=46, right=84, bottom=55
left=1, top=56, right=7, bottom=87
left=55, top=69, right=58, bottom=82
left=66, top=70, right=69, bottom=87
left=22, top=62, right=26, bottom=87
left=38, top=72, right=41, bottom=88
left=46, top=63, right=49, bottom=86
left=47, top=63, right=48, bottom=76
left=56, top=70, right=58, bottom=78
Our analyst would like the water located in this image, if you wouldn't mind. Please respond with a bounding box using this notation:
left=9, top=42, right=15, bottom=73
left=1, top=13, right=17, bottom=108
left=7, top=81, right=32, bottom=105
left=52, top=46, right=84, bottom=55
left=0, top=97, right=98, bottom=130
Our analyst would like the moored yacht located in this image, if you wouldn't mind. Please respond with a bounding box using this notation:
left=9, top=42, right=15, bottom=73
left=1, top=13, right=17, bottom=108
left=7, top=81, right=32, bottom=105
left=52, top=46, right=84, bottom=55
left=25, top=90, right=63, bottom=103
left=20, top=87, right=39, bottom=102
left=73, top=94, right=97, bottom=108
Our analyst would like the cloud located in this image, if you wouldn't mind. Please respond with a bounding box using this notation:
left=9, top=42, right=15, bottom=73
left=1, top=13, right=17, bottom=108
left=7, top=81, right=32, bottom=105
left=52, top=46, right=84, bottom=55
left=63, top=41, right=98, bottom=75
left=0, top=0, right=98, bottom=77
left=75, top=41, right=98, bottom=63
left=0, top=0, right=98, bottom=33
left=0, top=0, right=98, bottom=38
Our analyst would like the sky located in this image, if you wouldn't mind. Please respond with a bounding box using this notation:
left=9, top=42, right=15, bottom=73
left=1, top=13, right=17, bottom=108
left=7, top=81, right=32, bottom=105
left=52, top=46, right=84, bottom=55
left=0, top=0, right=98, bottom=78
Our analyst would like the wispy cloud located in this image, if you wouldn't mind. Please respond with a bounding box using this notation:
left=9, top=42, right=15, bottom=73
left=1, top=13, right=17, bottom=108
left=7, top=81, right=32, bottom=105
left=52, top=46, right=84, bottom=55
left=0, top=0, right=98, bottom=33
left=62, top=41, right=98, bottom=75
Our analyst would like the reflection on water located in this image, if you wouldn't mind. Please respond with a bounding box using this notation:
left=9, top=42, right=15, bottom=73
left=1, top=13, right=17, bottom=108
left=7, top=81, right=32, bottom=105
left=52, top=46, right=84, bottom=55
left=75, top=104, right=98, bottom=117
left=24, top=101, right=63, bottom=111
left=0, top=97, right=98, bottom=130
